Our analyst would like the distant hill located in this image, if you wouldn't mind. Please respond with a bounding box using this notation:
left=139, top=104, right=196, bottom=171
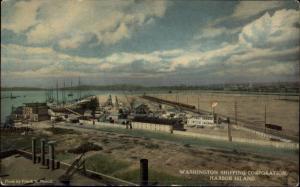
left=1, top=82, right=299, bottom=94
left=1, top=87, right=47, bottom=91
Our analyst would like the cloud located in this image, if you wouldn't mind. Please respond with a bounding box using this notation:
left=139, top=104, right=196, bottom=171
left=58, top=33, right=96, bottom=49
left=186, top=8, right=299, bottom=80
left=225, top=47, right=299, bottom=65
left=98, top=51, right=172, bottom=73
left=231, top=1, right=285, bottom=20
left=1, top=4, right=299, bottom=86
left=152, top=49, right=184, bottom=57
left=223, top=60, right=297, bottom=80
left=239, top=9, right=300, bottom=48
left=194, top=1, right=289, bottom=41
left=1, top=0, right=42, bottom=32
left=2, top=0, right=170, bottom=48
left=195, top=27, right=241, bottom=40
left=1, top=44, right=54, bottom=55
left=1, top=42, right=182, bottom=79
left=2, top=44, right=96, bottom=75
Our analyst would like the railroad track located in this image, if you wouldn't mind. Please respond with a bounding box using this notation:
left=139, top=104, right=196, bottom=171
left=140, top=95, right=299, bottom=142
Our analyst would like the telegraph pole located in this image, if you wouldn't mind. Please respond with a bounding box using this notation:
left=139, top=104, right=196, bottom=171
left=264, top=103, right=267, bottom=132
left=234, top=100, right=237, bottom=125
left=227, top=117, right=232, bottom=142
left=264, top=103, right=267, bottom=124
left=197, top=95, right=200, bottom=113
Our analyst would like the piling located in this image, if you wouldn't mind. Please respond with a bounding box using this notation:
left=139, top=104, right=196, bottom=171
left=140, top=159, right=148, bottom=186
left=40, top=139, right=46, bottom=165
left=32, top=138, right=36, bottom=164
left=56, top=161, right=60, bottom=169
left=48, top=141, right=56, bottom=170
left=46, top=158, right=49, bottom=169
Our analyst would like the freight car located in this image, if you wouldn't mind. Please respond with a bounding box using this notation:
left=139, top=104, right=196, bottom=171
left=141, top=95, right=196, bottom=110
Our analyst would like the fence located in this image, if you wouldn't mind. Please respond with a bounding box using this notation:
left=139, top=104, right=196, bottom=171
left=79, top=120, right=126, bottom=129
left=78, top=120, right=173, bottom=133
left=232, top=125, right=292, bottom=142
left=173, top=130, right=299, bottom=150
left=69, top=120, right=298, bottom=149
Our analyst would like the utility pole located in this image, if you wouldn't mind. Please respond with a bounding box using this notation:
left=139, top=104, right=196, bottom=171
left=264, top=103, right=267, bottom=124
left=264, top=103, right=267, bottom=133
left=197, top=95, right=200, bottom=113
left=211, top=102, right=214, bottom=116
left=227, top=117, right=232, bottom=142
left=234, top=100, right=237, bottom=125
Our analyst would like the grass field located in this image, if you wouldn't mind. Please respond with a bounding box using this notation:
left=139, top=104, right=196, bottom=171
left=85, top=153, right=209, bottom=185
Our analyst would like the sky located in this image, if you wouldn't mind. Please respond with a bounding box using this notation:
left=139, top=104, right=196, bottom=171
left=1, top=0, right=299, bottom=88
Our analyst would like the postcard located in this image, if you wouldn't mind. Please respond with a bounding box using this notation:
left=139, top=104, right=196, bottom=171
left=1, top=0, right=299, bottom=186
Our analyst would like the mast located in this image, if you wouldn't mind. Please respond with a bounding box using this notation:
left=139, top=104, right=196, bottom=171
left=56, top=80, right=59, bottom=104
left=52, top=87, right=54, bottom=100
left=61, top=80, right=63, bottom=104
left=45, top=90, right=48, bottom=101
left=63, top=80, right=66, bottom=103
left=71, top=80, right=73, bottom=97
left=78, top=76, right=81, bottom=99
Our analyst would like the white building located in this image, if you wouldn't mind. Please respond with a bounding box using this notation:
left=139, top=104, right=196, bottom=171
left=186, top=115, right=214, bottom=128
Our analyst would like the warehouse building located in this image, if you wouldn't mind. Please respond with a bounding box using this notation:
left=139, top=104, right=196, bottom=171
left=23, top=102, right=49, bottom=122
